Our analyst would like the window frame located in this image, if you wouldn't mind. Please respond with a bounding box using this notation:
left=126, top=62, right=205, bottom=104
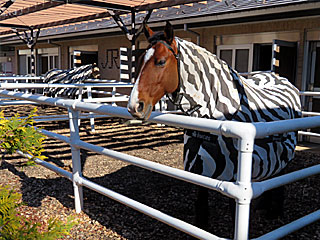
left=40, top=54, right=59, bottom=74
left=217, top=44, right=254, bottom=73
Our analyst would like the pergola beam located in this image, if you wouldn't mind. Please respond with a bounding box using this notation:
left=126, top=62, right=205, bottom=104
left=0, top=0, right=15, bottom=15
left=0, top=1, right=63, bottom=21
left=62, top=0, right=132, bottom=12
left=0, top=11, right=115, bottom=36
left=134, top=0, right=218, bottom=11
left=0, top=0, right=213, bottom=36
left=0, top=22, right=31, bottom=30
left=32, top=11, right=113, bottom=29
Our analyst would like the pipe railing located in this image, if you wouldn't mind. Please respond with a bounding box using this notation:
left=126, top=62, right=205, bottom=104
left=0, top=82, right=133, bottom=131
left=1, top=89, right=319, bottom=240
left=299, top=91, right=320, bottom=139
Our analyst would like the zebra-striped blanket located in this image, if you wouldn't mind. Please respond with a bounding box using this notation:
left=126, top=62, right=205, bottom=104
left=170, top=37, right=301, bottom=181
left=43, top=64, right=100, bottom=98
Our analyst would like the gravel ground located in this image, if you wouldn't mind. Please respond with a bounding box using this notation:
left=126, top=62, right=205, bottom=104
left=0, top=105, right=319, bottom=239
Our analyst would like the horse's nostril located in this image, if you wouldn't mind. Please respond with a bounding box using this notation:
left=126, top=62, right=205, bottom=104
left=137, top=102, right=144, bottom=112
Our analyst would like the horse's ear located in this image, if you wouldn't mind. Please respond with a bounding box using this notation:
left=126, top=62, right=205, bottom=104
left=164, top=21, right=174, bottom=44
left=143, top=23, right=154, bottom=41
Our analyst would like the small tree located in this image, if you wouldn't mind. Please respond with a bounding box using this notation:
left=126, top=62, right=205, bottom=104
left=0, top=108, right=75, bottom=239
left=0, top=107, right=46, bottom=164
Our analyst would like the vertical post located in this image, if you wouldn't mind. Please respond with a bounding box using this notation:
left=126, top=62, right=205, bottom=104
left=130, top=9, right=136, bottom=84
left=77, top=87, right=83, bottom=127
left=234, top=138, right=254, bottom=240
left=26, top=77, right=29, bottom=93
left=30, top=46, right=36, bottom=76
left=14, top=77, right=17, bottom=92
left=68, top=109, right=83, bottom=213
left=111, top=86, right=116, bottom=106
left=30, top=47, right=36, bottom=94
left=87, top=86, right=95, bottom=132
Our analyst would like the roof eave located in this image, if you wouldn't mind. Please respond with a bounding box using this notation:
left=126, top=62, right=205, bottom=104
left=1, top=1, right=319, bottom=45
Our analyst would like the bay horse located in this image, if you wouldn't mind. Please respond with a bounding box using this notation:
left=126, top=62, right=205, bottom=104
left=127, top=22, right=301, bottom=231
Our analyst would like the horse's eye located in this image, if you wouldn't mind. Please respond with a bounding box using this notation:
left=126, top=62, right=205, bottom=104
left=155, top=59, right=166, bottom=67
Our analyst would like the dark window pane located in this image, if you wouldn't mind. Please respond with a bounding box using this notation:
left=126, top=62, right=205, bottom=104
left=54, top=56, right=59, bottom=68
left=235, top=49, right=249, bottom=73
left=220, top=50, right=232, bottom=66
left=49, top=56, right=54, bottom=69
left=27, top=56, right=31, bottom=74
left=41, top=56, right=48, bottom=74
left=314, top=47, right=320, bottom=88
left=19, top=55, right=27, bottom=75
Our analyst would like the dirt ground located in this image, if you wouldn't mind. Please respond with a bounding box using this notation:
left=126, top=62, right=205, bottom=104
left=0, top=105, right=319, bottom=239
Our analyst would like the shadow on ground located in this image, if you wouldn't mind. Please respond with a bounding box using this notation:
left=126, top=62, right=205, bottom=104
left=1, top=117, right=319, bottom=239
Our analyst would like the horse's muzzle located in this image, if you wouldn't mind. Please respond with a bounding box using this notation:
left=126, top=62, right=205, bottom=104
left=127, top=101, right=152, bottom=120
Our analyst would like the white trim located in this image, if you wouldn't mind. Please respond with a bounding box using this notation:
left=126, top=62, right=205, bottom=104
left=37, top=47, right=59, bottom=55
left=18, top=49, right=32, bottom=55
left=69, top=45, right=98, bottom=53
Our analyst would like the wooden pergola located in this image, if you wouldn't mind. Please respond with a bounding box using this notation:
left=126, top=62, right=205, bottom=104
left=0, top=0, right=222, bottom=34
left=0, top=0, right=221, bottom=77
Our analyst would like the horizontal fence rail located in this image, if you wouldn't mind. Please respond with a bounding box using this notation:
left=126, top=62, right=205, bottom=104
left=299, top=91, right=320, bottom=140
left=0, top=89, right=320, bottom=240
left=0, top=82, right=133, bottom=89
left=0, top=81, right=134, bottom=131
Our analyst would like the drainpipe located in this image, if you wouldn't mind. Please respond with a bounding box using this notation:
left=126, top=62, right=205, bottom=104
left=184, top=24, right=200, bottom=46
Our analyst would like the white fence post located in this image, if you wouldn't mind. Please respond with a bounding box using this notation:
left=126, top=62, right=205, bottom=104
left=86, top=86, right=95, bottom=132
left=68, top=108, right=83, bottom=213
left=0, top=89, right=319, bottom=239
left=234, top=137, right=255, bottom=240
left=111, top=86, right=116, bottom=106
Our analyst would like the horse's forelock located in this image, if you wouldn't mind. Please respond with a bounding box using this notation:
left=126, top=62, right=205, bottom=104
left=148, top=32, right=166, bottom=45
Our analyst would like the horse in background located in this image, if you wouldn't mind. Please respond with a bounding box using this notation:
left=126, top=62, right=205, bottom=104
left=127, top=22, right=301, bottom=231
left=43, top=64, right=100, bottom=99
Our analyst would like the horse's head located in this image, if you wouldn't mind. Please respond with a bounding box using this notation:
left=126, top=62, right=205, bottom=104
left=127, top=22, right=179, bottom=120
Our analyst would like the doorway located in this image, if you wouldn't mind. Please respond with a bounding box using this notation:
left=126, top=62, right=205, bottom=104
left=253, top=44, right=272, bottom=71
left=70, top=50, right=98, bottom=68
left=271, top=40, right=298, bottom=85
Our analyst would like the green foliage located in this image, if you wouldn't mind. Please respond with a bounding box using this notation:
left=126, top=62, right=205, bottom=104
left=0, top=109, right=76, bottom=238
left=0, top=186, right=75, bottom=240
left=0, top=108, right=46, bottom=163
left=0, top=186, right=21, bottom=235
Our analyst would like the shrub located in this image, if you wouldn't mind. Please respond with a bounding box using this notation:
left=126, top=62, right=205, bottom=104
left=0, top=108, right=75, bottom=239
left=0, top=107, right=46, bottom=164
left=0, top=186, right=75, bottom=240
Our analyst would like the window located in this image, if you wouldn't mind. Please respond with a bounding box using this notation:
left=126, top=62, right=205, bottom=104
left=39, top=54, right=59, bottom=75
left=18, top=48, right=59, bottom=75
left=27, top=55, right=32, bottom=74
left=217, top=44, right=253, bottom=73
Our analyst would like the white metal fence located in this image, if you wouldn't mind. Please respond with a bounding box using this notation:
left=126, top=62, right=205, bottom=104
left=299, top=91, right=320, bottom=141
left=0, top=76, right=133, bottom=131
left=0, top=76, right=170, bottom=131
left=0, top=89, right=319, bottom=240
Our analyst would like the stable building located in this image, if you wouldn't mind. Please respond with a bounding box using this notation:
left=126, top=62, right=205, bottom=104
left=0, top=0, right=320, bottom=108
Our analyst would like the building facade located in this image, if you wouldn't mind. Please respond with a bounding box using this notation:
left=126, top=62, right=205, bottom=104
left=1, top=0, right=319, bottom=103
